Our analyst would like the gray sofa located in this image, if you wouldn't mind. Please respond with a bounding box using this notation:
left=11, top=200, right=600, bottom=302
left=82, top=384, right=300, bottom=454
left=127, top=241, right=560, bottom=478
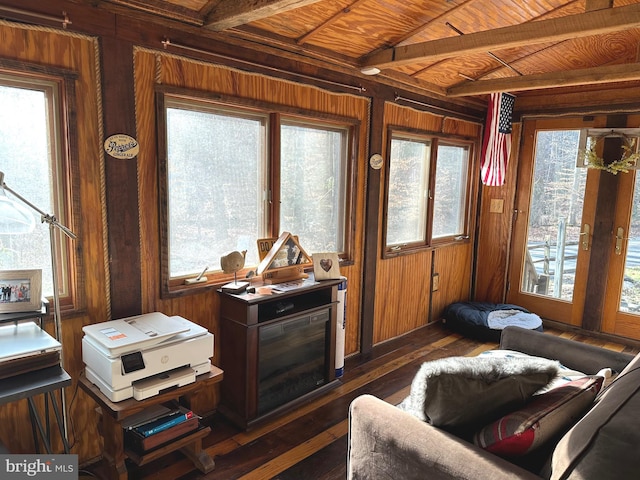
left=348, top=326, right=639, bottom=479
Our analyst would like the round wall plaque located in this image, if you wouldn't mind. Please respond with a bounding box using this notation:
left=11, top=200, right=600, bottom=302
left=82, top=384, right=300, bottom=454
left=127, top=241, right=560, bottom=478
left=104, top=134, right=139, bottom=159
left=369, top=153, right=383, bottom=170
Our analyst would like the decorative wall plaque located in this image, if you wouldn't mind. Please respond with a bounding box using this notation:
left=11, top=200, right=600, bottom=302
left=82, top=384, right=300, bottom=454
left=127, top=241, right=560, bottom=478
left=104, top=134, right=139, bottom=159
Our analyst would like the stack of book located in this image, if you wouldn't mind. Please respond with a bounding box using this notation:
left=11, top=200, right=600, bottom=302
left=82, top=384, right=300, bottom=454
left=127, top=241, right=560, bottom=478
left=123, top=404, right=199, bottom=452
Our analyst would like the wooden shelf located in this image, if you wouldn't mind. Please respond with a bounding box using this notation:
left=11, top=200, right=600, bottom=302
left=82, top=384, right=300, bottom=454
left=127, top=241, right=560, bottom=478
left=125, top=425, right=211, bottom=466
left=79, top=365, right=223, bottom=479
left=80, top=365, right=223, bottom=421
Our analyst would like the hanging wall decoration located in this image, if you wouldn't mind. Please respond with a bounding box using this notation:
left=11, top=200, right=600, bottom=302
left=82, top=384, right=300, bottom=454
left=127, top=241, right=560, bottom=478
left=480, top=92, right=515, bottom=186
left=582, top=132, right=640, bottom=175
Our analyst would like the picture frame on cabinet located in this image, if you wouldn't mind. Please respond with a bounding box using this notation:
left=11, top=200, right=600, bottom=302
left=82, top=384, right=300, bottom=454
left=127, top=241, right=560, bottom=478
left=0, top=269, right=42, bottom=313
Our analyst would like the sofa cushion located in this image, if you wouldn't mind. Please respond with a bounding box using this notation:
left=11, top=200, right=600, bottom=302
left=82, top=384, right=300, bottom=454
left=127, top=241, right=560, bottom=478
left=398, top=355, right=559, bottom=430
left=550, top=352, right=640, bottom=480
left=474, top=376, right=603, bottom=457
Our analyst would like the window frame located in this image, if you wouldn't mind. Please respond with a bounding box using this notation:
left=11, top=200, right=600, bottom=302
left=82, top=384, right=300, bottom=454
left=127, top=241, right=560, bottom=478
left=0, top=60, right=82, bottom=313
left=275, top=115, right=354, bottom=256
left=430, top=139, right=474, bottom=245
left=156, top=86, right=359, bottom=296
left=382, top=126, right=476, bottom=258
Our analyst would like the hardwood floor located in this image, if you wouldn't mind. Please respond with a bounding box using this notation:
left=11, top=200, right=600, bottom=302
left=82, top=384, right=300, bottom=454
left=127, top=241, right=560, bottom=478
left=90, top=322, right=640, bottom=480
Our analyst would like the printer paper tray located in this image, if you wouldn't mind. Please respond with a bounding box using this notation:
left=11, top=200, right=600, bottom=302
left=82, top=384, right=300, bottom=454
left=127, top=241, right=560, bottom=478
left=85, top=361, right=210, bottom=402
left=132, top=366, right=195, bottom=401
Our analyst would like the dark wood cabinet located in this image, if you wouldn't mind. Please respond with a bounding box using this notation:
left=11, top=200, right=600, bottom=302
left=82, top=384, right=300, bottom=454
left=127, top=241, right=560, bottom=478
left=218, top=278, right=341, bottom=429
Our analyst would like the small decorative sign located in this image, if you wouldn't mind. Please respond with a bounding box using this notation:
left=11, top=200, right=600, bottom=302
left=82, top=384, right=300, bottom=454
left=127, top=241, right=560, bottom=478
left=104, top=134, right=139, bottom=159
left=312, top=252, right=341, bottom=280
left=257, top=237, right=278, bottom=261
left=369, top=153, right=383, bottom=170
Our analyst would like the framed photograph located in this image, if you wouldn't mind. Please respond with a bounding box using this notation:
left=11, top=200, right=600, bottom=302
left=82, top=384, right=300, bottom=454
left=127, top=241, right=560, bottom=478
left=312, top=253, right=341, bottom=280
left=0, top=269, right=42, bottom=313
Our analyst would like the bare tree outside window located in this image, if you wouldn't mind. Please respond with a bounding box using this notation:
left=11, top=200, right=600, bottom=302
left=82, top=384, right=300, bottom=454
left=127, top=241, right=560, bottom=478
left=386, top=137, right=430, bottom=246
left=432, top=144, right=469, bottom=239
left=166, top=104, right=267, bottom=276
left=280, top=122, right=347, bottom=254
left=384, top=132, right=473, bottom=254
left=523, top=130, right=586, bottom=300
left=0, top=80, right=64, bottom=298
left=162, top=96, right=355, bottom=285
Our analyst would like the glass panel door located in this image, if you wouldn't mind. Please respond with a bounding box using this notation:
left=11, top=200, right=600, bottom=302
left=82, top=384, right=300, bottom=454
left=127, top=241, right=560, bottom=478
left=510, top=116, right=640, bottom=337
left=621, top=176, right=640, bottom=313
left=508, top=117, right=602, bottom=326
left=521, top=129, right=587, bottom=301
left=602, top=167, right=640, bottom=339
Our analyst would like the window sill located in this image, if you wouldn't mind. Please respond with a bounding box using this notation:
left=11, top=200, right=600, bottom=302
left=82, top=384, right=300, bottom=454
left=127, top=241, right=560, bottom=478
left=383, top=237, right=471, bottom=259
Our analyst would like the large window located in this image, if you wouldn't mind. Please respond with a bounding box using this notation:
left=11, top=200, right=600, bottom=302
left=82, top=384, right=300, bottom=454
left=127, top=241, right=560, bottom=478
left=0, top=72, right=74, bottom=302
left=158, top=91, right=356, bottom=289
left=280, top=120, right=348, bottom=254
left=432, top=143, right=470, bottom=239
left=164, top=99, right=268, bottom=278
left=385, top=135, right=430, bottom=247
left=384, top=129, right=473, bottom=255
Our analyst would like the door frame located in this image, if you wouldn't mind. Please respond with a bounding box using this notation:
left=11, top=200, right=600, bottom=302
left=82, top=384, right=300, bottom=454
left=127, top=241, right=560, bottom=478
left=507, top=115, right=607, bottom=327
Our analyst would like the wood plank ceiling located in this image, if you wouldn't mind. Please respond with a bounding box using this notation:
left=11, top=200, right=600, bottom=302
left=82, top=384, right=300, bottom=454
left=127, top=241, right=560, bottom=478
left=86, top=0, right=640, bottom=101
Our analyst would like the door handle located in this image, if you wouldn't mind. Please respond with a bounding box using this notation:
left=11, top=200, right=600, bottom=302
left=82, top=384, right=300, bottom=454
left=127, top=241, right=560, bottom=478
left=615, top=227, right=628, bottom=255
left=579, top=223, right=590, bottom=251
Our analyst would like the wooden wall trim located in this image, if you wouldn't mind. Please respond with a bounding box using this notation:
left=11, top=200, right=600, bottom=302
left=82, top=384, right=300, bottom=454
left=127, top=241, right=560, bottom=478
left=102, top=37, right=142, bottom=319
left=360, top=97, right=385, bottom=356
left=582, top=114, right=627, bottom=331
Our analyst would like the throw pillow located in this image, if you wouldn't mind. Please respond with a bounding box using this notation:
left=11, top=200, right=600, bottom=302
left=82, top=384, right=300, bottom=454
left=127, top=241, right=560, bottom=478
left=473, top=376, right=604, bottom=457
left=397, top=355, right=559, bottom=429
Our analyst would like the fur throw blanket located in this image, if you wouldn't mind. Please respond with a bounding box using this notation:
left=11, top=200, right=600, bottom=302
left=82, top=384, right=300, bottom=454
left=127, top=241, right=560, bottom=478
left=398, top=355, right=559, bottom=429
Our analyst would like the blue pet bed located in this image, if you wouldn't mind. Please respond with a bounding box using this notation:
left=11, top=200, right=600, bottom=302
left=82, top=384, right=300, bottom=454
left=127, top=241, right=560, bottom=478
left=443, top=302, right=543, bottom=342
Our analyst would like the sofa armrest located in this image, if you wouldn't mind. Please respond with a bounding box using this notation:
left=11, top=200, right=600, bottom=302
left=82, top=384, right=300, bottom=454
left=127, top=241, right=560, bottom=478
left=500, top=326, right=633, bottom=374
left=347, top=394, right=540, bottom=480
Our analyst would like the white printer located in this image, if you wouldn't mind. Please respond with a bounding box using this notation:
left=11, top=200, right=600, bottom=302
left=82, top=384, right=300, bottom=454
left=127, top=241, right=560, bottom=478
left=82, top=312, right=213, bottom=402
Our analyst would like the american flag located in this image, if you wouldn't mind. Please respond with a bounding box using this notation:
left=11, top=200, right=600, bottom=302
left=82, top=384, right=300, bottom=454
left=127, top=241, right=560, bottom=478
left=480, top=92, right=515, bottom=186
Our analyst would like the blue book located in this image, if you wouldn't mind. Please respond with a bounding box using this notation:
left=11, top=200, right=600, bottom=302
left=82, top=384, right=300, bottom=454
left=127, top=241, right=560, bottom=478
left=134, top=409, right=194, bottom=437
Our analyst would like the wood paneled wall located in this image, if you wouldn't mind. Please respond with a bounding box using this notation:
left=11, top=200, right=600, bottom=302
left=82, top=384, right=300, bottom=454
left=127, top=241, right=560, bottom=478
left=0, top=12, right=481, bottom=464
left=0, top=3, right=484, bottom=467
left=134, top=51, right=370, bottom=384
left=474, top=122, right=522, bottom=302
left=0, top=22, right=108, bottom=462
left=372, top=102, right=481, bottom=344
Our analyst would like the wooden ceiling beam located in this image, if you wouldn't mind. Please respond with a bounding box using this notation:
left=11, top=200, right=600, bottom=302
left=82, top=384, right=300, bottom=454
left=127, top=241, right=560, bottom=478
left=585, top=0, right=613, bottom=11
left=204, top=0, right=323, bottom=31
left=361, top=3, right=640, bottom=69
left=446, top=63, right=640, bottom=97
